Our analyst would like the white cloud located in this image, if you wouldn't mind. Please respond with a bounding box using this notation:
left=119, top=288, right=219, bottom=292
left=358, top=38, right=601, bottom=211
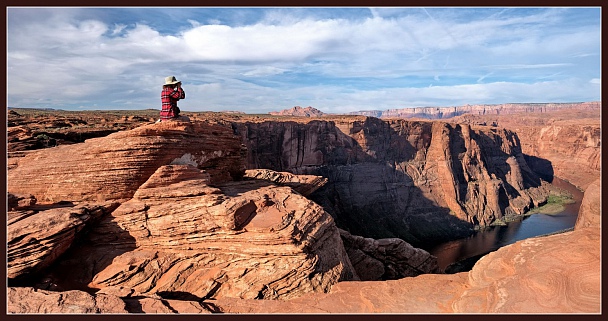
left=242, top=66, right=287, bottom=77
left=6, top=7, right=601, bottom=112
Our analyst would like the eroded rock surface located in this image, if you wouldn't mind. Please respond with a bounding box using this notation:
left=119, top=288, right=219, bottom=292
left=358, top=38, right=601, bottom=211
left=243, top=168, right=328, bottom=196
left=8, top=120, right=246, bottom=203
left=339, top=229, right=439, bottom=281
left=234, top=118, right=550, bottom=246
left=7, top=287, right=216, bottom=314
left=6, top=111, right=599, bottom=314
left=7, top=120, right=358, bottom=303
left=61, top=164, right=357, bottom=300
left=8, top=201, right=120, bottom=280
left=453, top=108, right=600, bottom=190
left=212, top=178, right=601, bottom=313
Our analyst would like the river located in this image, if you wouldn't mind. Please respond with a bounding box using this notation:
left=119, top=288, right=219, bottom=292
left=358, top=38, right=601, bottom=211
left=425, top=177, right=584, bottom=272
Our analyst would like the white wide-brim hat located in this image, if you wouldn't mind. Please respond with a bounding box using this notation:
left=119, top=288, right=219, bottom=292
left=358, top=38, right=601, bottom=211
left=164, top=76, right=181, bottom=85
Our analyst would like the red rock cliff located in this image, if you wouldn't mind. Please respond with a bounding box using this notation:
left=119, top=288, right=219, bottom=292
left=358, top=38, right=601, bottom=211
left=233, top=117, right=549, bottom=246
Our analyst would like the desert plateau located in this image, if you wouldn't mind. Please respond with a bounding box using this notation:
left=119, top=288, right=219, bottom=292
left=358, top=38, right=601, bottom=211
left=6, top=102, right=601, bottom=314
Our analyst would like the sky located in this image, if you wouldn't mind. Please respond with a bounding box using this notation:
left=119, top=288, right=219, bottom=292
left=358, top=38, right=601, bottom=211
left=6, top=7, right=602, bottom=114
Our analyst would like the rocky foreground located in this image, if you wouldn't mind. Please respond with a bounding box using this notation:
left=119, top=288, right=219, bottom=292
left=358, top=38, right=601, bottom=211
left=6, top=109, right=601, bottom=313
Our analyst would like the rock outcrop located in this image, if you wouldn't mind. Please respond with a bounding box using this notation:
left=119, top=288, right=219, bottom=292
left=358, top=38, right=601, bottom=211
left=48, top=164, right=356, bottom=300
left=339, top=229, right=439, bottom=281
left=209, top=178, right=601, bottom=313
left=7, top=120, right=358, bottom=302
left=269, top=106, right=325, bottom=117
left=575, top=178, right=601, bottom=230
left=234, top=117, right=550, bottom=246
left=8, top=120, right=247, bottom=203
left=7, top=287, right=217, bottom=313
left=7, top=108, right=156, bottom=153
left=518, top=122, right=600, bottom=190
left=243, top=169, right=328, bottom=197
left=6, top=110, right=599, bottom=314
left=8, top=201, right=120, bottom=280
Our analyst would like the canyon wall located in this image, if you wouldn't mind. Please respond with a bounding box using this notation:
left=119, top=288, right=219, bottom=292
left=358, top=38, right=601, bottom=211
left=350, top=101, right=600, bottom=119
left=515, top=121, right=599, bottom=190
left=6, top=114, right=599, bottom=314
left=453, top=109, right=600, bottom=190
left=233, top=117, right=549, bottom=247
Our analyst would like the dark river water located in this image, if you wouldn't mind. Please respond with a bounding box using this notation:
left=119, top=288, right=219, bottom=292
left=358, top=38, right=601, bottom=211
left=425, top=177, right=584, bottom=272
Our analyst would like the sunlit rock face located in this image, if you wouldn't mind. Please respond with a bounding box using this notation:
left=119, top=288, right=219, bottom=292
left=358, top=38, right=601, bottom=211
left=450, top=106, right=601, bottom=191
left=7, top=120, right=357, bottom=301
left=8, top=120, right=247, bottom=203
left=234, top=117, right=549, bottom=246
left=208, top=177, right=601, bottom=314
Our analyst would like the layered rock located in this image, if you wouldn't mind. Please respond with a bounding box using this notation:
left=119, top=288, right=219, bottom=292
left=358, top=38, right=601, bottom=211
left=54, top=164, right=356, bottom=300
left=7, top=120, right=358, bottom=302
left=243, top=169, right=328, bottom=196
left=519, top=123, right=600, bottom=190
left=452, top=108, right=600, bottom=190
left=211, top=178, right=601, bottom=313
left=8, top=201, right=120, bottom=280
left=8, top=120, right=247, bottom=203
left=233, top=117, right=550, bottom=246
left=5, top=113, right=600, bottom=314
left=575, top=178, right=601, bottom=230
left=350, top=101, right=600, bottom=119
left=7, top=108, right=156, bottom=153
left=7, top=287, right=216, bottom=314
left=339, top=229, right=439, bottom=281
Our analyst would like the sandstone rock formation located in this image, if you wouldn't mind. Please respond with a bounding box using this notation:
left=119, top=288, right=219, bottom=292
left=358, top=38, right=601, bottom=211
left=7, top=108, right=156, bottom=153
left=269, top=106, right=325, bottom=117
left=210, top=178, right=601, bottom=313
left=339, top=229, right=439, bottom=281
left=7, top=286, right=217, bottom=313
left=69, top=164, right=357, bottom=300
left=575, top=178, right=601, bottom=230
left=8, top=120, right=247, bottom=203
left=234, top=117, right=550, bottom=246
left=514, top=121, right=599, bottom=190
left=6, top=109, right=599, bottom=314
left=350, top=101, right=600, bottom=119
left=7, top=119, right=358, bottom=304
left=243, top=168, right=328, bottom=197
left=8, top=201, right=120, bottom=280
left=452, top=108, right=600, bottom=191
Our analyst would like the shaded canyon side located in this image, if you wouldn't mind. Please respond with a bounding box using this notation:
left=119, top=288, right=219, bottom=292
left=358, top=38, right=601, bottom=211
left=233, top=117, right=550, bottom=247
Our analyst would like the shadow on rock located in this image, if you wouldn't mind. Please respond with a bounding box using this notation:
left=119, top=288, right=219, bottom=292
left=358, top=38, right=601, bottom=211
left=33, top=215, right=138, bottom=294
left=523, top=154, right=555, bottom=183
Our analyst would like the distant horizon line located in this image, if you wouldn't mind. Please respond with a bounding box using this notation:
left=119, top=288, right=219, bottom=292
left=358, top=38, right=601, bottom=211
left=7, top=101, right=601, bottom=114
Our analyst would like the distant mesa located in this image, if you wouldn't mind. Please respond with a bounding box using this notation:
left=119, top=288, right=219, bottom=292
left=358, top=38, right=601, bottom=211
left=269, top=106, right=325, bottom=117
left=350, top=102, right=600, bottom=119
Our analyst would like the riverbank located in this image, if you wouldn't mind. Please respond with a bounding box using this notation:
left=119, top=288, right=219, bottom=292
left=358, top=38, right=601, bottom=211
left=490, top=182, right=576, bottom=226
left=428, top=176, right=583, bottom=272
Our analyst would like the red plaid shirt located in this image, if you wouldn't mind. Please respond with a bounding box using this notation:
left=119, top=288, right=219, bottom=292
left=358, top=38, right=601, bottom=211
left=160, top=86, right=185, bottom=119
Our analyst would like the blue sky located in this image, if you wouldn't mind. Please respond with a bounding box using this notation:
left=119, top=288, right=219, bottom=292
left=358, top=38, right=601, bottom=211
left=6, top=7, right=601, bottom=114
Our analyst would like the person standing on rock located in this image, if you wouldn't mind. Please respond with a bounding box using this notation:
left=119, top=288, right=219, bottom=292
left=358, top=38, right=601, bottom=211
left=159, top=76, right=186, bottom=121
